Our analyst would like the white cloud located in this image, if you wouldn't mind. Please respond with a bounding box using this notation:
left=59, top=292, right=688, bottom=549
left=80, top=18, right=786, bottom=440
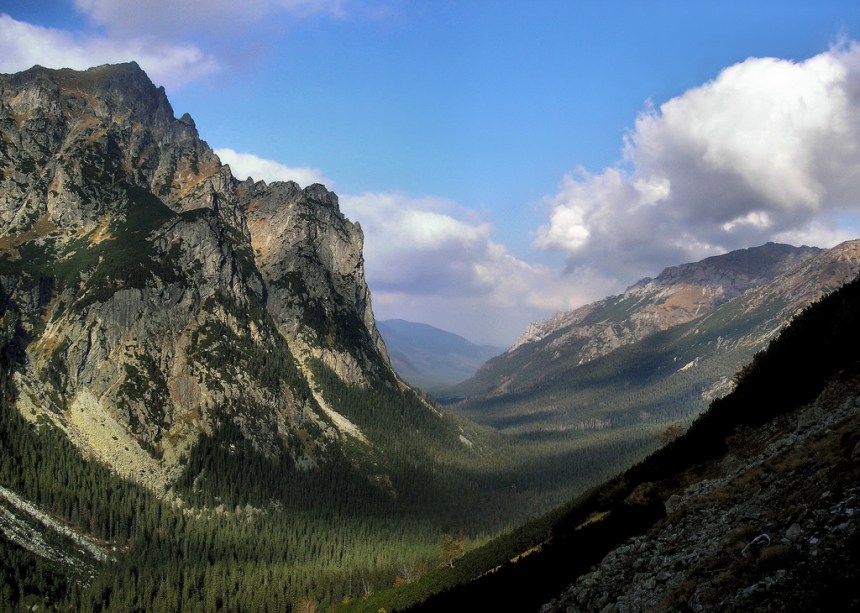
left=0, top=14, right=217, bottom=90
left=340, top=192, right=590, bottom=345
left=773, top=219, right=860, bottom=250
left=214, top=148, right=332, bottom=188
left=536, top=42, right=860, bottom=283
left=74, top=0, right=348, bottom=40
left=1, top=1, right=351, bottom=90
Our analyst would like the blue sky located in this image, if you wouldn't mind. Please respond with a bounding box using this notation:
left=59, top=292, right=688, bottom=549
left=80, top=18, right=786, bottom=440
left=2, top=1, right=860, bottom=344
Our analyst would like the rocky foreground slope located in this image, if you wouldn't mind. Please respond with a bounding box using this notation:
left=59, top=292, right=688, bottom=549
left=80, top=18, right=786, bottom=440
left=0, top=62, right=407, bottom=491
left=356, top=276, right=860, bottom=613
left=543, top=368, right=860, bottom=612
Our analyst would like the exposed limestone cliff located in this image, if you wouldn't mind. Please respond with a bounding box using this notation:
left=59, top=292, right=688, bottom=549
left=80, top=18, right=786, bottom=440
left=0, top=63, right=394, bottom=490
left=242, top=179, right=389, bottom=385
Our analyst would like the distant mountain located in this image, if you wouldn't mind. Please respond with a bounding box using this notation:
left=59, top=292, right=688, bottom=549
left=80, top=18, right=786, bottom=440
left=377, top=319, right=504, bottom=391
left=440, top=241, right=860, bottom=438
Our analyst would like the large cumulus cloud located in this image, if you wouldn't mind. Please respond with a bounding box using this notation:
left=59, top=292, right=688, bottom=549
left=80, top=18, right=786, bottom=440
left=340, top=192, right=594, bottom=344
left=535, top=43, right=860, bottom=283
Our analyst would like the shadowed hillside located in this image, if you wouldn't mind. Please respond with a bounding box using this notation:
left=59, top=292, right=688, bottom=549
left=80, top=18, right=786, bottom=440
left=343, top=273, right=860, bottom=612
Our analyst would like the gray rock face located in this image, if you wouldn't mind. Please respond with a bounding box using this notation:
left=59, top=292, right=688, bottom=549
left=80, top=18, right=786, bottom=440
left=0, top=63, right=219, bottom=233
left=242, top=179, right=390, bottom=385
left=542, top=373, right=860, bottom=612
left=0, top=63, right=395, bottom=488
left=510, top=242, right=823, bottom=361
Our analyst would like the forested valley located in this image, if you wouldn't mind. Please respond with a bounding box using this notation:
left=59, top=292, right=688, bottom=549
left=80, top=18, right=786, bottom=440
left=1, top=60, right=856, bottom=613
left=0, top=333, right=664, bottom=611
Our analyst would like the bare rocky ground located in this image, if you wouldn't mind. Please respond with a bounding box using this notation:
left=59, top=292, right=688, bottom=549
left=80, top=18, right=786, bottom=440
left=543, top=367, right=860, bottom=612
left=0, top=485, right=107, bottom=582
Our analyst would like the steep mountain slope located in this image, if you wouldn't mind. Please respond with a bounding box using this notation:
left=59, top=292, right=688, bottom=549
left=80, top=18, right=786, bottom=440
left=378, top=319, right=504, bottom=391
left=0, top=62, right=522, bottom=611
left=453, top=243, right=820, bottom=398
left=0, top=62, right=461, bottom=494
left=347, top=274, right=860, bottom=612
left=443, top=242, right=860, bottom=439
left=543, top=371, right=860, bottom=612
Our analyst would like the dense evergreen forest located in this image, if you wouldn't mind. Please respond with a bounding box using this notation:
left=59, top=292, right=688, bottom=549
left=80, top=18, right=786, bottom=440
left=3, top=273, right=858, bottom=610
left=0, top=315, right=662, bottom=612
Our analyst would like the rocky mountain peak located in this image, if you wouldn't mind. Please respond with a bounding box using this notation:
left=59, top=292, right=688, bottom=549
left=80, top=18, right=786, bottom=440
left=7, top=62, right=175, bottom=132
left=630, top=242, right=822, bottom=301
left=0, top=62, right=222, bottom=234
left=0, top=63, right=397, bottom=489
left=303, top=182, right=340, bottom=208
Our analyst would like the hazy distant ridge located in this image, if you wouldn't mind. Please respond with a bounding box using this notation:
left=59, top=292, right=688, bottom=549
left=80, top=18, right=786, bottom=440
left=377, top=319, right=504, bottom=391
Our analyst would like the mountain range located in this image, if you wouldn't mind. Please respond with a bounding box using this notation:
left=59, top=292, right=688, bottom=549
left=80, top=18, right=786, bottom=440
left=1, top=62, right=858, bottom=612
left=440, top=240, right=860, bottom=441
left=377, top=319, right=504, bottom=391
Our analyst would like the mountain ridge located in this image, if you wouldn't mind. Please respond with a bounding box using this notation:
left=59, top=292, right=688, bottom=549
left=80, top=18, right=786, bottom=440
left=440, top=240, right=860, bottom=446
left=0, top=61, right=421, bottom=494
left=377, top=319, right=504, bottom=391
left=509, top=242, right=820, bottom=356
left=448, top=241, right=852, bottom=399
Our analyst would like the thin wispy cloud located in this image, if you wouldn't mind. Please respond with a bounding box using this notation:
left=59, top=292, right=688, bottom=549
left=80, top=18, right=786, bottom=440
left=536, top=42, right=860, bottom=285
left=73, top=0, right=348, bottom=41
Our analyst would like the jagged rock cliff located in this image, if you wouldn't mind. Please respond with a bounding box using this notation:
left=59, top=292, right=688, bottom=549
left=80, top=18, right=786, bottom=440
left=241, top=179, right=388, bottom=384
left=0, top=63, right=394, bottom=490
